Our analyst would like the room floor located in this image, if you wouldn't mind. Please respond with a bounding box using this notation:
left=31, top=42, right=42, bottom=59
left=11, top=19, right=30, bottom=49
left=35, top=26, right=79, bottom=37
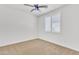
left=0, top=38, right=79, bottom=55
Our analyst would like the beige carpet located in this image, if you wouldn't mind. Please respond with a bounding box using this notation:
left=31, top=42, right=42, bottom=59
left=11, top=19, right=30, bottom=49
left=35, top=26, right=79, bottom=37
left=0, top=38, right=79, bottom=55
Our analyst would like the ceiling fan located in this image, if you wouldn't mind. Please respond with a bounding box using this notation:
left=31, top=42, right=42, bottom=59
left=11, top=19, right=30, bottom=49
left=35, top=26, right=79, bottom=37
left=24, top=4, right=48, bottom=12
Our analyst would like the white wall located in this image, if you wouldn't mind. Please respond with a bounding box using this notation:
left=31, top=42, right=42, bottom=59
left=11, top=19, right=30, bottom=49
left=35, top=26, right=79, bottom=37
left=38, top=5, right=79, bottom=51
left=0, top=5, right=37, bottom=46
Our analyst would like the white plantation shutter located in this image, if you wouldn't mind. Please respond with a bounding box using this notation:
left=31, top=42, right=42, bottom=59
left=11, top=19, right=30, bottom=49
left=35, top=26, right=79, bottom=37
left=44, top=12, right=61, bottom=33
left=52, top=13, right=61, bottom=32
left=45, top=16, right=51, bottom=32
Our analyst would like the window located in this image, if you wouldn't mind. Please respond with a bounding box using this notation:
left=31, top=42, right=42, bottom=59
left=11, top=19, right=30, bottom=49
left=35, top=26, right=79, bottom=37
left=45, top=12, right=61, bottom=32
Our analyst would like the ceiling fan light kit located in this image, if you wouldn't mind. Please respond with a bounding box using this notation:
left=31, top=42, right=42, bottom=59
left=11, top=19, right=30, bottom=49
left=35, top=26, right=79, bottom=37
left=24, top=4, right=48, bottom=15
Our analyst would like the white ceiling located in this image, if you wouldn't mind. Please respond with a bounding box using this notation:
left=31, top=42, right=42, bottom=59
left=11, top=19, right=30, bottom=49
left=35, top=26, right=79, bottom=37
left=1, top=4, right=64, bottom=16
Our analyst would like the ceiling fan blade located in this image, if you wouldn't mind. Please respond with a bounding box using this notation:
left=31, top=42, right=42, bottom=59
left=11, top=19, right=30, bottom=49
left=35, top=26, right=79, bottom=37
left=39, top=5, right=48, bottom=8
left=31, top=9, right=36, bottom=12
left=24, top=4, right=34, bottom=7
